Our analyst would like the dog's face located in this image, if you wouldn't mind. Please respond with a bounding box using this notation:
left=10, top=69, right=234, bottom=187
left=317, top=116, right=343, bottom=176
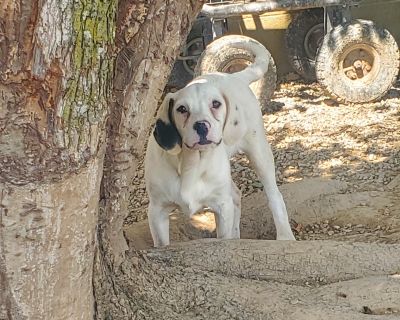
left=154, top=79, right=229, bottom=153
left=173, top=80, right=226, bottom=151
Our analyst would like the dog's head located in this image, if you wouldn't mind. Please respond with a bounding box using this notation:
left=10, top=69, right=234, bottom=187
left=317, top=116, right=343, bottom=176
left=154, top=77, right=241, bottom=154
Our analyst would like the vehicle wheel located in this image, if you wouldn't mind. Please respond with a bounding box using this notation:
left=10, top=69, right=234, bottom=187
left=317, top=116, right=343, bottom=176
left=285, top=9, right=324, bottom=81
left=167, top=20, right=206, bottom=89
left=195, top=35, right=277, bottom=112
left=316, top=20, right=400, bottom=103
left=181, top=37, right=205, bottom=76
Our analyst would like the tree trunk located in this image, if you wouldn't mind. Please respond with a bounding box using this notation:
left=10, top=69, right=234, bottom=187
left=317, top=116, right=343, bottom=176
left=0, top=0, right=116, bottom=318
left=1, top=0, right=203, bottom=319
left=94, top=1, right=205, bottom=318
left=1, top=159, right=103, bottom=319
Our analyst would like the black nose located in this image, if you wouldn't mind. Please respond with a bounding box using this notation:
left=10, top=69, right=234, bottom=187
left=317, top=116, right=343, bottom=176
left=193, top=121, right=209, bottom=137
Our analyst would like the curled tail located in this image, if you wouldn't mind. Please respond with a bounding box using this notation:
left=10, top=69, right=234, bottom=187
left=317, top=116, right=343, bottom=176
left=195, top=35, right=270, bottom=85
left=232, top=36, right=270, bottom=84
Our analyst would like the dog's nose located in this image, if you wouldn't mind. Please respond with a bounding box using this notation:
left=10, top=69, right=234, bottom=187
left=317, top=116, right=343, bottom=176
left=193, top=121, right=209, bottom=137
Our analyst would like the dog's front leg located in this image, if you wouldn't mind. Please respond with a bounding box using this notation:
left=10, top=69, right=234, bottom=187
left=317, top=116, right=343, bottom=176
left=213, top=197, right=237, bottom=240
left=231, top=181, right=242, bottom=238
left=148, top=202, right=170, bottom=247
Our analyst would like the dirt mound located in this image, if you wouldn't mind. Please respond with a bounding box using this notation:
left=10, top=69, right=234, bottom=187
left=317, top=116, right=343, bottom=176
left=125, top=176, right=400, bottom=249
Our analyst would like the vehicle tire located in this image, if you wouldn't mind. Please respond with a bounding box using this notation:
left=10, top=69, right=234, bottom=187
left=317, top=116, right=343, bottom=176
left=315, top=19, right=400, bottom=103
left=285, top=9, right=324, bottom=81
left=195, top=35, right=277, bottom=112
left=167, top=20, right=206, bottom=89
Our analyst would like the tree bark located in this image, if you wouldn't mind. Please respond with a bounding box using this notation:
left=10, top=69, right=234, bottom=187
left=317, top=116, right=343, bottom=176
left=94, top=1, right=205, bottom=318
left=98, top=0, right=204, bottom=267
left=1, top=0, right=116, bottom=318
left=146, top=239, right=400, bottom=284
left=91, top=240, right=400, bottom=319
left=0, top=158, right=103, bottom=319
left=1, top=0, right=204, bottom=319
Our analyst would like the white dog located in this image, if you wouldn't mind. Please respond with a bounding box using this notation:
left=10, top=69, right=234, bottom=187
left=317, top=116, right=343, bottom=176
left=145, top=37, right=295, bottom=247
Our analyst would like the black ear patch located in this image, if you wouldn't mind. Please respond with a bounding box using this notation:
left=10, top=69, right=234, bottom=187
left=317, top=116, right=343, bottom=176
left=153, top=119, right=182, bottom=150
left=153, top=99, right=182, bottom=151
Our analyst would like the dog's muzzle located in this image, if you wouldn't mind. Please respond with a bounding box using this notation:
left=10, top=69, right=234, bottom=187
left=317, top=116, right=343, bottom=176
left=193, top=121, right=211, bottom=145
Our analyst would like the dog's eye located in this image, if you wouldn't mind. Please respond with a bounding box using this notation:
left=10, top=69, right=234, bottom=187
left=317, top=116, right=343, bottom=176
left=212, top=100, right=221, bottom=109
left=176, top=105, right=188, bottom=114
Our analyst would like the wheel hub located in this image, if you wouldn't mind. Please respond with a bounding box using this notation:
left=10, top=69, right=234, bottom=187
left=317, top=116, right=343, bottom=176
left=341, top=45, right=378, bottom=81
left=304, top=23, right=324, bottom=60
left=181, top=37, right=205, bottom=75
left=222, top=58, right=250, bottom=73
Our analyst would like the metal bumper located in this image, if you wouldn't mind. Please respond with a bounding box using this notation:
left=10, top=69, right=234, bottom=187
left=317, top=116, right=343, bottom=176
left=202, top=0, right=361, bottom=18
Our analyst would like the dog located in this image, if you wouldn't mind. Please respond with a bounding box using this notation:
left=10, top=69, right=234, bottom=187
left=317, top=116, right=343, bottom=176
left=145, top=37, right=295, bottom=247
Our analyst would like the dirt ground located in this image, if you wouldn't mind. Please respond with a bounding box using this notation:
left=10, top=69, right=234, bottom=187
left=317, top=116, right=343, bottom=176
left=124, top=79, right=400, bottom=319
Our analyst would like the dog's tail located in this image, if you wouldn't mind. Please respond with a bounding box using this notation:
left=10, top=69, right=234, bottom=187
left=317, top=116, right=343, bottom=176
left=196, top=35, right=270, bottom=85
left=232, top=36, right=270, bottom=84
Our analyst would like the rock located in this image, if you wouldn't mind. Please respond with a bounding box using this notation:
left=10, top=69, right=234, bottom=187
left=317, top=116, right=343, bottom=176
left=252, top=181, right=263, bottom=189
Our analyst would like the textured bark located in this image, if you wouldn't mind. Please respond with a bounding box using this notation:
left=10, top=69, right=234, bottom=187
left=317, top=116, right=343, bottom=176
left=146, top=240, right=400, bottom=284
left=98, top=0, right=204, bottom=266
left=0, top=0, right=116, bottom=318
left=0, top=158, right=103, bottom=319
left=93, top=240, right=400, bottom=319
left=1, top=0, right=204, bottom=318
left=94, top=1, right=205, bottom=318
left=0, top=0, right=115, bottom=184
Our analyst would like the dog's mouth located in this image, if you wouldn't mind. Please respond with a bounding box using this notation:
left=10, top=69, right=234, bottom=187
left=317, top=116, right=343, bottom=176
left=185, top=139, right=222, bottom=149
left=198, top=138, right=212, bottom=145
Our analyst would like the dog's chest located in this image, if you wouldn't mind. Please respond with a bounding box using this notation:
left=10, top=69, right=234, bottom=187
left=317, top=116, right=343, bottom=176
left=178, top=173, right=221, bottom=215
left=177, top=153, right=230, bottom=215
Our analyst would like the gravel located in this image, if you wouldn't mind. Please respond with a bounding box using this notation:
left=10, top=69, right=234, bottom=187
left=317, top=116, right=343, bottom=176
left=126, top=80, right=400, bottom=227
left=292, top=219, right=399, bottom=243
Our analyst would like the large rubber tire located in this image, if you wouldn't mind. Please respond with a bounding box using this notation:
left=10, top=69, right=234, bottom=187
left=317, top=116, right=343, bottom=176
left=167, top=19, right=206, bottom=89
left=285, top=9, right=324, bottom=81
left=316, top=20, right=400, bottom=103
left=194, top=35, right=277, bottom=112
left=168, top=36, right=203, bottom=88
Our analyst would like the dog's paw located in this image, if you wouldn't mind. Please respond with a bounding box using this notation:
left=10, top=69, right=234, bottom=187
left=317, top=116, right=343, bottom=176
left=276, top=232, right=296, bottom=241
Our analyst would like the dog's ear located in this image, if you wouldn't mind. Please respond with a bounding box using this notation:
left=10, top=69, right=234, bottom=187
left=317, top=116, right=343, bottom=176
left=153, top=93, right=182, bottom=155
left=222, top=93, right=245, bottom=146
